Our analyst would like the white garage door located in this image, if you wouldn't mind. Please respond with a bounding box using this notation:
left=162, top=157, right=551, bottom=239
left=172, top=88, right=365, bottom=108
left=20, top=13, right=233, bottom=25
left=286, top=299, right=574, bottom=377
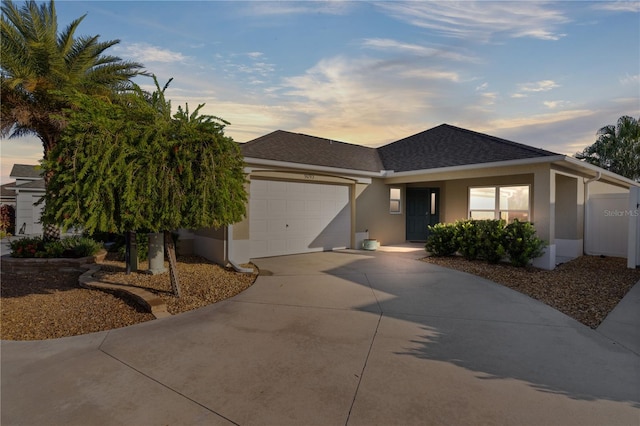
left=250, top=179, right=351, bottom=258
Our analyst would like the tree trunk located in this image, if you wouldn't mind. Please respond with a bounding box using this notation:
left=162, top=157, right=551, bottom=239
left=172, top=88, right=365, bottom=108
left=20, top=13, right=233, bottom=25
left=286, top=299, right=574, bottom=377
left=125, top=231, right=138, bottom=275
left=42, top=165, right=60, bottom=241
left=164, top=230, right=181, bottom=297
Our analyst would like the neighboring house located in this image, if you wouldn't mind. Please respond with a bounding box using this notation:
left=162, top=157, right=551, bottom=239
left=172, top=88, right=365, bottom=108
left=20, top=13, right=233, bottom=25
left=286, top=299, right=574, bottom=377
left=8, top=164, right=46, bottom=235
left=190, top=124, right=640, bottom=270
left=1, top=182, right=17, bottom=206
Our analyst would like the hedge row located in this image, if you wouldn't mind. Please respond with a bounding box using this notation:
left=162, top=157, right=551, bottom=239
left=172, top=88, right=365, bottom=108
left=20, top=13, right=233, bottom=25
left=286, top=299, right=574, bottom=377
left=9, top=235, right=103, bottom=258
left=425, top=219, right=546, bottom=267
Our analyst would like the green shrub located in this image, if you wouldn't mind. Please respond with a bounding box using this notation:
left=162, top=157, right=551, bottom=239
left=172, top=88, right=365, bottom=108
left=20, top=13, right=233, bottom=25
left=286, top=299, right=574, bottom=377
left=454, top=220, right=480, bottom=260
left=476, top=219, right=506, bottom=264
left=9, top=235, right=102, bottom=258
left=425, top=219, right=544, bottom=267
left=63, top=236, right=103, bottom=257
left=425, top=223, right=458, bottom=256
left=43, top=240, right=66, bottom=258
left=9, top=236, right=46, bottom=258
left=503, top=219, right=546, bottom=267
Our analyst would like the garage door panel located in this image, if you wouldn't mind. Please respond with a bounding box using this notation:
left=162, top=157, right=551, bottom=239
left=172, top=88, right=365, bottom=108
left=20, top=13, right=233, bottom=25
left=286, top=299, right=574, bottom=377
left=267, top=219, right=287, bottom=233
left=288, top=181, right=306, bottom=194
left=267, top=199, right=286, bottom=216
left=251, top=198, right=267, bottom=215
left=287, top=199, right=306, bottom=214
left=251, top=179, right=268, bottom=195
left=252, top=219, right=268, bottom=233
left=250, top=180, right=350, bottom=258
left=287, top=218, right=306, bottom=233
left=305, top=199, right=322, bottom=212
left=305, top=217, right=323, bottom=232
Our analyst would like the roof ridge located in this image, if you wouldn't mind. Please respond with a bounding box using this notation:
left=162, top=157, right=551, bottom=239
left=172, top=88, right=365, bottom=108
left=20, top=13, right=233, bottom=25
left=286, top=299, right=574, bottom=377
left=294, top=131, right=376, bottom=149
left=240, top=130, right=285, bottom=146
left=439, top=123, right=559, bottom=156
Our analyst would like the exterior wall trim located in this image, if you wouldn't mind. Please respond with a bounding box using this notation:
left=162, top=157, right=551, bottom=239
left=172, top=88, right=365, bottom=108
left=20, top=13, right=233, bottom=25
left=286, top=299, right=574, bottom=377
left=384, top=155, right=565, bottom=179
left=244, top=157, right=386, bottom=179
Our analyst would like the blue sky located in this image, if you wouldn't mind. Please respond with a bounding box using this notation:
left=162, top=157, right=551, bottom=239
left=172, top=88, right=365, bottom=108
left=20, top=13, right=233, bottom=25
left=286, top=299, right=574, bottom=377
left=1, top=0, right=639, bottom=183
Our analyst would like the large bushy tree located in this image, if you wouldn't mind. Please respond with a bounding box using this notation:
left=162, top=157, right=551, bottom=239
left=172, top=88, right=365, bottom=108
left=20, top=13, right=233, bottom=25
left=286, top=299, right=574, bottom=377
left=1, top=0, right=144, bottom=239
left=41, top=79, right=248, bottom=295
left=575, top=115, right=640, bottom=181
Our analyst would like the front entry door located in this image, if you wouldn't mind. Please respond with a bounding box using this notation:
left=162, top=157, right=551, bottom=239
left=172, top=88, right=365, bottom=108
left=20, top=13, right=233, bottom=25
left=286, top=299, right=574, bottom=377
left=406, top=188, right=440, bottom=241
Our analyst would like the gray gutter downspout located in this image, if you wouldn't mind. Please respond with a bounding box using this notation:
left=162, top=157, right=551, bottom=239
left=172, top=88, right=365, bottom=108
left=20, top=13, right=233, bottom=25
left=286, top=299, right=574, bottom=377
left=583, top=172, right=602, bottom=255
left=226, top=224, right=253, bottom=274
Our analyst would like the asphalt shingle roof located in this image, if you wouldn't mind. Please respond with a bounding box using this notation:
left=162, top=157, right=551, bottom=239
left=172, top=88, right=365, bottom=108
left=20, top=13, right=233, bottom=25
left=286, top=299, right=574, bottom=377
left=241, top=130, right=384, bottom=172
left=14, top=180, right=45, bottom=190
left=242, top=125, right=561, bottom=174
left=10, top=164, right=42, bottom=179
left=377, top=124, right=560, bottom=172
left=1, top=182, right=16, bottom=198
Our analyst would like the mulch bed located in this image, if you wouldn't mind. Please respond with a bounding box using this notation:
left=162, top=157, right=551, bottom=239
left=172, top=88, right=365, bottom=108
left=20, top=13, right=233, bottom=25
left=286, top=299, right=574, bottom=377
left=422, top=255, right=640, bottom=328
left=1, top=270, right=155, bottom=340
left=1, top=254, right=257, bottom=341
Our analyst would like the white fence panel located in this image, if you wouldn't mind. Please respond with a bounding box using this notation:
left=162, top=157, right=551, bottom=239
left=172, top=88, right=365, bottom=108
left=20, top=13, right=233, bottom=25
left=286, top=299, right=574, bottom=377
left=586, top=194, right=629, bottom=258
left=629, top=187, right=640, bottom=268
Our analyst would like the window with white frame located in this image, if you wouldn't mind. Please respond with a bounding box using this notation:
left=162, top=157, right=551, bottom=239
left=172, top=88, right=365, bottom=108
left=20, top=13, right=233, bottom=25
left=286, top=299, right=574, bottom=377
left=469, top=185, right=530, bottom=222
left=389, top=187, right=401, bottom=214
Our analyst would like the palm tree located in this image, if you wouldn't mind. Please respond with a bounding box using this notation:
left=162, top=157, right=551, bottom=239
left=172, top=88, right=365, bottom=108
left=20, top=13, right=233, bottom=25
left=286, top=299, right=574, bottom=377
left=576, top=115, right=640, bottom=182
left=1, top=0, right=145, bottom=239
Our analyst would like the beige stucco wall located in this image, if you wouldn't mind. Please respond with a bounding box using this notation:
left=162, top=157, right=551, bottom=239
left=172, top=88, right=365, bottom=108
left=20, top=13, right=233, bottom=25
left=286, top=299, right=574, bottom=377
left=555, top=173, right=582, bottom=240
left=354, top=179, right=405, bottom=244
left=231, top=181, right=251, bottom=241
left=193, top=227, right=227, bottom=264
left=194, top=227, right=226, bottom=239
left=589, top=180, right=629, bottom=195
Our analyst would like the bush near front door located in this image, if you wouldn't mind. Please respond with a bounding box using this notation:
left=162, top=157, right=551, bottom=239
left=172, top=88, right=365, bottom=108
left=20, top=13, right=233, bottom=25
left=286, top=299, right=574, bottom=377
left=425, top=219, right=545, bottom=267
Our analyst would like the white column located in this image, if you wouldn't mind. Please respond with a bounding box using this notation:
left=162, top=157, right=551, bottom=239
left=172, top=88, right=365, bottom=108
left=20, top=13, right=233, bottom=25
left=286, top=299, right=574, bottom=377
left=629, top=187, right=640, bottom=269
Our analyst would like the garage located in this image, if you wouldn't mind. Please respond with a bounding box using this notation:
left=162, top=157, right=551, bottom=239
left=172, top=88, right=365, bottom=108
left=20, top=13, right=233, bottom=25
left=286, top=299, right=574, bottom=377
left=249, top=179, right=351, bottom=258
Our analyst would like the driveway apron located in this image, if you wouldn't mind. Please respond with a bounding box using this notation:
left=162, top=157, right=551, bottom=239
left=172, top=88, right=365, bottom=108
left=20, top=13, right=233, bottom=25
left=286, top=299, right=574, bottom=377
left=2, top=250, right=639, bottom=425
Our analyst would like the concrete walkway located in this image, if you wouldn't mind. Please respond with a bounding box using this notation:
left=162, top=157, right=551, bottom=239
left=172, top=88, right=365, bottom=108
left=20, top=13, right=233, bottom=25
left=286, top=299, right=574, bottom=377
left=2, top=248, right=639, bottom=425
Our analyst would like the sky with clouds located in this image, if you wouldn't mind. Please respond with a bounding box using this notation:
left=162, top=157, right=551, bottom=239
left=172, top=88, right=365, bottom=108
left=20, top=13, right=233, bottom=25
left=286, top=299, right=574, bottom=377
left=1, top=0, right=639, bottom=184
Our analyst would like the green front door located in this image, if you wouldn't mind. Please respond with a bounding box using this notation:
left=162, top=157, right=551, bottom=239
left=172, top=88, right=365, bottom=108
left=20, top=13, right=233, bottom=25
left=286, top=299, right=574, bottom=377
left=406, top=188, right=440, bottom=241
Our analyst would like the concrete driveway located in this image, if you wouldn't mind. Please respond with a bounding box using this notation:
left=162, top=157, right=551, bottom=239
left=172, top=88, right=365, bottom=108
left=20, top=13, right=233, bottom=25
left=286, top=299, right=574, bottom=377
left=2, top=248, right=639, bottom=425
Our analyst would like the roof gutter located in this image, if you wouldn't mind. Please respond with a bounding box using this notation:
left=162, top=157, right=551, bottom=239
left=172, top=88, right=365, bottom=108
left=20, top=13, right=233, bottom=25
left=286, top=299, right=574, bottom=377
left=560, top=156, right=639, bottom=188
left=585, top=171, right=602, bottom=185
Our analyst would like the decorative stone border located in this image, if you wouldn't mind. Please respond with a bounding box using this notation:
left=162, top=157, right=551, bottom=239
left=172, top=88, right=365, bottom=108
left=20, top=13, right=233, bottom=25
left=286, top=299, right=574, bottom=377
left=2, top=250, right=170, bottom=319
left=78, top=266, right=170, bottom=319
left=1, top=250, right=108, bottom=274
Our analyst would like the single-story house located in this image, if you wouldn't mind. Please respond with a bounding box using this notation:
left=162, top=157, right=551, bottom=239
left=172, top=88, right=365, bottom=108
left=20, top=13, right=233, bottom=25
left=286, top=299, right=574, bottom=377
left=8, top=164, right=46, bottom=235
left=190, top=124, right=640, bottom=270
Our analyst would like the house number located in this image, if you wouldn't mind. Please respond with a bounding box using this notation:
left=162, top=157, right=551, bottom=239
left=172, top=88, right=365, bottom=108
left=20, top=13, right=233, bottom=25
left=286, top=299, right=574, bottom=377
left=304, top=174, right=315, bottom=180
